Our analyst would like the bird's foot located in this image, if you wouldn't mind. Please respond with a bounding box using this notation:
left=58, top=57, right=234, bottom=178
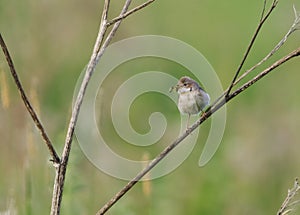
left=200, top=111, right=207, bottom=118
left=185, top=126, right=193, bottom=134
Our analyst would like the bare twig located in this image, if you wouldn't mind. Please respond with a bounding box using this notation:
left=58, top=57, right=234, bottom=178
left=95, top=2, right=300, bottom=214
left=234, top=5, right=300, bottom=87
left=225, top=0, right=278, bottom=97
left=260, top=0, right=267, bottom=21
left=293, top=5, right=300, bottom=31
left=226, top=47, right=300, bottom=100
left=107, top=0, right=156, bottom=26
left=97, top=44, right=300, bottom=214
left=0, top=33, right=60, bottom=164
left=211, top=2, right=299, bottom=109
left=96, top=0, right=132, bottom=63
left=92, top=0, right=110, bottom=53
left=50, top=0, right=115, bottom=214
left=96, top=120, right=198, bottom=214
left=277, top=178, right=300, bottom=215
left=50, top=0, right=156, bottom=214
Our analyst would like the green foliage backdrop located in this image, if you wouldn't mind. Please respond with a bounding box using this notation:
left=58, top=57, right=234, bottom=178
left=0, top=0, right=300, bottom=214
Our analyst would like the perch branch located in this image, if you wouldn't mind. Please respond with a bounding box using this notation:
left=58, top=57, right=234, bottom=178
left=0, top=33, right=60, bottom=164
left=97, top=45, right=300, bottom=214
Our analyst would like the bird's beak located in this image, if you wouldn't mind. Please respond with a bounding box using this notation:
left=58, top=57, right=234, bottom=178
left=169, top=84, right=179, bottom=93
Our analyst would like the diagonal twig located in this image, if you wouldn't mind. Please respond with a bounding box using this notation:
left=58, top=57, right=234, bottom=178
left=234, top=5, right=300, bottom=87
left=225, top=0, right=278, bottom=97
left=97, top=46, right=300, bottom=215
left=0, top=33, right=60, bottom=164
left=97, top=46, right=299, bottom=214
left=260, top=0, right=268, bottom=21
left=50, top=0, right=157, bottom=214
left=50, top=0, right=113, bottom=214
left=107, top=0, right=156, bottom=26
left=95, top=2, right=300, bottom=214
left=211, top=4, right=299, bottom=109
left=277, top=178, right=300, bottom=215
left=227, top=47, right=300, bottom=100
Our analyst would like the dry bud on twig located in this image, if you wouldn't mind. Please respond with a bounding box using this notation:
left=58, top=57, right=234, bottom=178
left=277, top=178, right=300, bottom=215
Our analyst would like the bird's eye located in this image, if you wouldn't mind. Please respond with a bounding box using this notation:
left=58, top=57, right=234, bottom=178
left=183, top=83, right=187, bottom=86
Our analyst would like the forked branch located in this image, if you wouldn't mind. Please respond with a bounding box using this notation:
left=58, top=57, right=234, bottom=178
left=96, top=2, right=299, bottom=214
left=107, top=0, right=155, bottom=26
left=50, top=0, right=156, bottom=215
left=0, top=34, right=60, bottom=164
left=225, top=0, right=278, bottom=97
left=1, top=0, right=157, bottom=214
left=1, top=1, right=298, bottom=215
left=211, top=3, right=299, bottom=108
left=96, top=46, right=300, bottom=215
left=233, top=4, right=300, bottom=88
left=277, top=178, right=300, bottom=215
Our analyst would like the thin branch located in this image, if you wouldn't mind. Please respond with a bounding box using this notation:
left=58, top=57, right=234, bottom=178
left=97, top=46, right=300, bottom=214
left=234, top=5, right=300, bottom=87
left=277, top=178, right=300, bottom=215
left=50, top=0, right=158, bottom=214
left=96, top=0, right=132, bottom=63
left=107, top=0, right=156, bottom=26
left=93, top=0, right=111, bottom=53
left=227, top=47, right=300, bottom=100
left=291, top=5, right=300, bottom=31
left=50, top=0, right=113, bottom=214
left=210, top=2, right=300, bottom=110
left=225, top=0, right=278, bottom=97
left=0, top=33, right=60, bottom=164
left=102, top=0, right=110, bottom=22
left=96, top=119, right=199, bottom=215
left=260, top=0, right=267, bottom=21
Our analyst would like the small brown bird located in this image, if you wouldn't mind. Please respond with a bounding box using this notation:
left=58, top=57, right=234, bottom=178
left=170, top=76, right=210, bottom=128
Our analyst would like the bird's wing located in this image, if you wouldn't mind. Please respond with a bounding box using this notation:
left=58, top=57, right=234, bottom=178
left=196, top=90, right=209, bottom=111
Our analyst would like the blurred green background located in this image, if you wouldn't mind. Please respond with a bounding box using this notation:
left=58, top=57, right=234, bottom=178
left=1, top=0, right=300, bottom=214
